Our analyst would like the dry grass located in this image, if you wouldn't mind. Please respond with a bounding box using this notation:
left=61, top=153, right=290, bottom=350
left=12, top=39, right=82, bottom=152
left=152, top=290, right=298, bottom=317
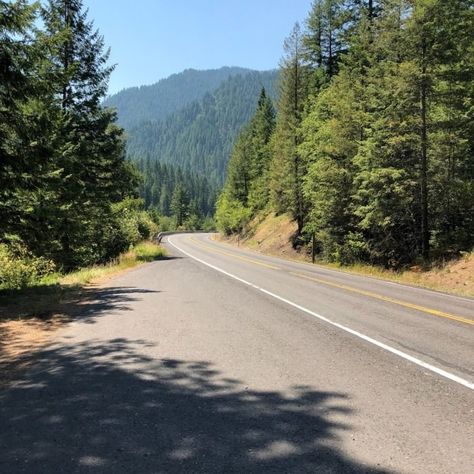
left=322, top=255, right=474, bottom=296
left=61, top=241, right=166, bottom=286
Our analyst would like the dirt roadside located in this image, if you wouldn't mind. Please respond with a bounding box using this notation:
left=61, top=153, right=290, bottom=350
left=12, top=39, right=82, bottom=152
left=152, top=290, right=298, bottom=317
left=0, top=269, right=143, bottom=388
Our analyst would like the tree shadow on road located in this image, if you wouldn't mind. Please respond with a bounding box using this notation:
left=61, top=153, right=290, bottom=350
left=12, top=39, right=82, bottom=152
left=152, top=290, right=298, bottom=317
left=0, top=284, right=158, bottom=323
left=0, top=286, right=158, bottom=387
left=0, top=337, right=394, bottom=473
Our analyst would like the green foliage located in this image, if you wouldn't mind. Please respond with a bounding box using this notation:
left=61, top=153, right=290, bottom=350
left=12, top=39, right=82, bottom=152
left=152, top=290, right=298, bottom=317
left=215, top=88, right=275, bottom=233
left=135, top=158, right=216, bottom=225
left=303, top=0, right=357, bottom=82
left=218, top=0, right=474, bottom=268
left=126, top=71, right=278, bottom=185
left=103, top=199, right=158, bottom=259
left=215, top=193, right=251, bottom=235
left=0, top=0, right=141, bottom=273
left=170, top=183, right=189, bottom=228
left=104, top=67, right=254, bottom=129
left=270, top=23, right=310, bottom=234
left=202, top=216, right=216, bottom=232
left=0, top=241, right=56, bottom=290
left=158, top=216, right=175, bottom=232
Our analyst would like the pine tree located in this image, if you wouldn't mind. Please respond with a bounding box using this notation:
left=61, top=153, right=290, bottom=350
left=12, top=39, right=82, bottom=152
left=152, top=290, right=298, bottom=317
left=0, top=1, right=38, bottom=239
left=247, top=88, right=276, bottom=211
left=215, top=0, right=473, bottom=267
left=270, top=23, right=309, bottom=236
left=347, top=0, right=423, bottom=266
left=39, top=0, right=135, bottom=269
left=303, top=0, right=356, bottom=85
left=171, top=183, right=189, bottom=227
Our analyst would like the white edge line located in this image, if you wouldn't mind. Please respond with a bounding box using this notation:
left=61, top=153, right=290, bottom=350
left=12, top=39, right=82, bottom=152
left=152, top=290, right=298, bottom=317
left=167, top=236, right=474, bottom=391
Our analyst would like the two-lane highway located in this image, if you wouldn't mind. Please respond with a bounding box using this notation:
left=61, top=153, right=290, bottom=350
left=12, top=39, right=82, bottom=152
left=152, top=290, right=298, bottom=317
left=168, top=233, right=473, bottom=389
left=1, top=232, right=472, bottom=473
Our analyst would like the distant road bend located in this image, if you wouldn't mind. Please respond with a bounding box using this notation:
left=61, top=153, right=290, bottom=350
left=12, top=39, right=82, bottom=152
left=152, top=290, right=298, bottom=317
left=1, top=232, right=473, bottom=473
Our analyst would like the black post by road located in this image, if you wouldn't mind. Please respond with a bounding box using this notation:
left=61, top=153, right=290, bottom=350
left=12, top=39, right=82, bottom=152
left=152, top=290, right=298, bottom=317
left=312, top=232, right=315, bottom=264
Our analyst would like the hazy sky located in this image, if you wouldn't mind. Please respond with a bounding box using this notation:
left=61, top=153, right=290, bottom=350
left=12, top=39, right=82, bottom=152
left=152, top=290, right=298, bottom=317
left=82, top=0, right=313, bottom=95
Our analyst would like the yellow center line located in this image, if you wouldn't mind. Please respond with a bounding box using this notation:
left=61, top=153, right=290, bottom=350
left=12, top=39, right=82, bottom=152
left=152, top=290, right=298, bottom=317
left=291, top=271, right=474, bottom=326
left=189, top=237, right=281, bottom=270
left=186, top=236, right=473, bottom=326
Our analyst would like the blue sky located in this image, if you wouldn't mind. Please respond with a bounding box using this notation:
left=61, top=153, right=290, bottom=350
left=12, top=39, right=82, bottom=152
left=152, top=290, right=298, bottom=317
left=82, top=0, right=313, bottom=95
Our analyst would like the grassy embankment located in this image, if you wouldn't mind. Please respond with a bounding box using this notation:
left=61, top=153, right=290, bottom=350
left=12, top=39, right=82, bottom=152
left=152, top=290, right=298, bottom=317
left=220, top=213, right=474, bottom=297
left=0, top=241, right=166, bottom=321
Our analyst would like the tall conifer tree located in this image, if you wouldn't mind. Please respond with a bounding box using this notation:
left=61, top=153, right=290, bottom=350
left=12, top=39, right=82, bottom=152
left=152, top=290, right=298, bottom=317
left=270, top=23, right=309, bottom=236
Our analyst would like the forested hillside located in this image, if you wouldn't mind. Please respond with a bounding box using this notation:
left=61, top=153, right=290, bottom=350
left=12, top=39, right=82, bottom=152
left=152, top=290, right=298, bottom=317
left=217, top=0, right=474, bottom=268
left=103, top=67, right=252, bottom=129
left=135, top=158, right=218, bottom=229
left=0, top=0, right=157, bottom=286
left=127, top=70, right=278, bottom=185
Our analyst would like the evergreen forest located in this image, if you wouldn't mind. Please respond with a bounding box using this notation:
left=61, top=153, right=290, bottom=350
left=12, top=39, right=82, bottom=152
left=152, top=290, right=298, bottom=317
left=103, top=66, right=256, bottom=130
left=0, top=0, right=157, bottom=283
left=217, top=0, right=474, bottom=268
left=2, top=0, right=473, bottom=292
left=126, top=71, right=278, bottom=185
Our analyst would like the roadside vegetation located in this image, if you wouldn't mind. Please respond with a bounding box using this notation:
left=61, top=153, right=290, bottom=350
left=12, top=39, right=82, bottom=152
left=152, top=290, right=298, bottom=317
left=0, top=200, right=159, bottom=292
left=216, top=1, right=474, bottom=272
left=0, top=1, right=178, bottom=297
left=0, top=239, right=165, bottom=387
left=0, top=241, right=166, bottom=320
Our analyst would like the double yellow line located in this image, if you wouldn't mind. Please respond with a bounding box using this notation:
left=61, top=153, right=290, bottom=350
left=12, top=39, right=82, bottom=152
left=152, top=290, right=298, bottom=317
left=189, top=237, right=280, bottom=270
left=189, top=237, right=474, bottom=327
left=291, top=271, right=474, bottom=326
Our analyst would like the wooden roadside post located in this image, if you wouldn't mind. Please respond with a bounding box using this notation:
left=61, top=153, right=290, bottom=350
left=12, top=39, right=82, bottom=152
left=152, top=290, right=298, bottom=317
left=312, top=232, right=316, bottom=264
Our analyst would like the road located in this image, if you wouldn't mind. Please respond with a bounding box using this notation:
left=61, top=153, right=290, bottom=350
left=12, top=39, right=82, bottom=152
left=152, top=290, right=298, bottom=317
left=0, top=232, right=473, bottom=473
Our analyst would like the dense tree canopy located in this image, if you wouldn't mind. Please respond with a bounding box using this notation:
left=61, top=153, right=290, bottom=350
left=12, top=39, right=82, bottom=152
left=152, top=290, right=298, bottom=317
left=134, top=157, right=217, bottom=228
left=217, top=0, right=474, bottom=267
left=103, top=67, right=255, bottom=129
left=0, top=0, right=146, bottom=273
left=2, top=0, right=473, bottom=278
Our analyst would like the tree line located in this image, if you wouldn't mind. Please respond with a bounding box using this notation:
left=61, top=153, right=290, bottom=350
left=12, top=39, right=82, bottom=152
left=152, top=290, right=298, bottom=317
left=134, top=157, right=218, bottom=230
left=217, top=0, right=474, bottom=268
left=0, top=0, right=156, bottom=278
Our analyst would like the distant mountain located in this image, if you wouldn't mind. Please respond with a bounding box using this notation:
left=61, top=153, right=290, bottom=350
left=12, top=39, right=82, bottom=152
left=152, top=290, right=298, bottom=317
left=104, top=67, right=253, bottom=129
left=126, top=69, right=279, bottom=185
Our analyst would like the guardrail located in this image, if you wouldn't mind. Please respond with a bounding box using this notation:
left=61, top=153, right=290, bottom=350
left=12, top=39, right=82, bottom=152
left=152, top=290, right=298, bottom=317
left=155, top=230, right=204, bottom=243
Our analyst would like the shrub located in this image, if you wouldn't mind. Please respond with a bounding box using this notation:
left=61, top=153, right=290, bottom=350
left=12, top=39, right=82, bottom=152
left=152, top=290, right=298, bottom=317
left=215, top=193, right=251, bottom=235
left=102, top=199, right=159, bottom=261
left=0, top=242, right=56, bottom=289
left=158, top=216, right=175, bottom=232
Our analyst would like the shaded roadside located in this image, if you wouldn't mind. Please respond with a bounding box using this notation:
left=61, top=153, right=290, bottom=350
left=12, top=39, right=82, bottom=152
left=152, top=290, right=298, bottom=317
left=0, top=255, right=171, bottom=387
left=0, top=240, right=173, bottom=387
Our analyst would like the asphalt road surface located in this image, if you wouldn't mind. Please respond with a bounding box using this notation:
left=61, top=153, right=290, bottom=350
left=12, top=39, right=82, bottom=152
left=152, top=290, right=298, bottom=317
left=1, top=232, right=473, bottom=473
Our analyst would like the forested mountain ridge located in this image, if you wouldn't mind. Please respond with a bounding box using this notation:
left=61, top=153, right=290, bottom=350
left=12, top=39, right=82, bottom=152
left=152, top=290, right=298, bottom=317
left=103, top=66, right=253, bottom=129
left=127, top=70, right=278, bottom=185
